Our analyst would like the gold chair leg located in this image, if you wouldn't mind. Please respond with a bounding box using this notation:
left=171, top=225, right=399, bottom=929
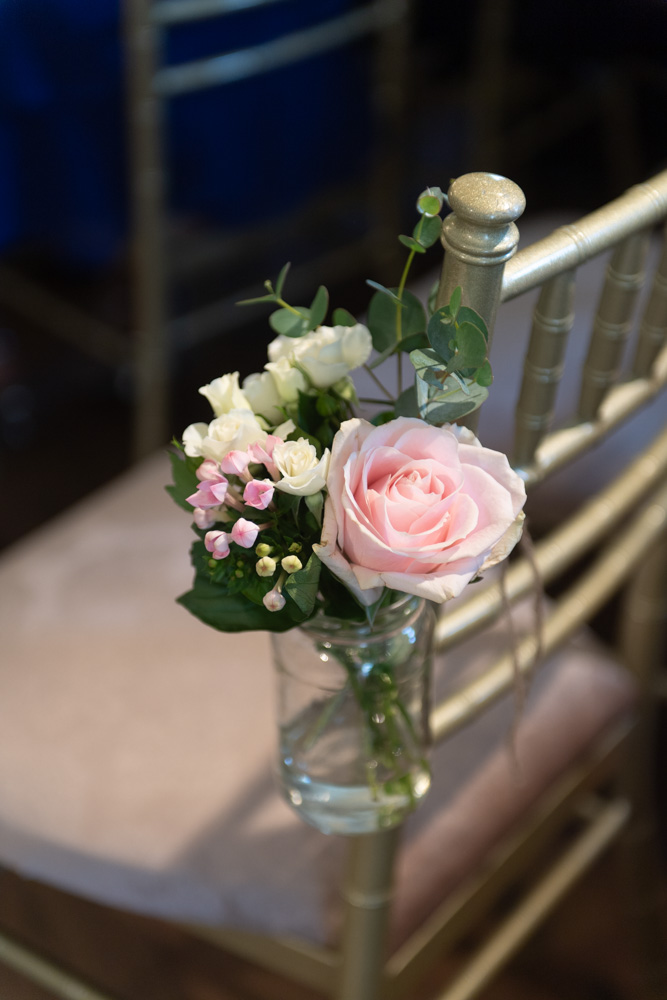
left=616, top=531, right=667, bottom=999
left=336, top=827, right=401, bottom=1000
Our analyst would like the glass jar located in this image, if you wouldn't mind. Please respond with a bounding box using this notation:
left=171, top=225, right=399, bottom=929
left=271, top=594, right=435, bottom=835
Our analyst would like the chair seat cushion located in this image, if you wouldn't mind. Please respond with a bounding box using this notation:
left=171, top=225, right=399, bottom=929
left=0, top=454, right=635, bottom=949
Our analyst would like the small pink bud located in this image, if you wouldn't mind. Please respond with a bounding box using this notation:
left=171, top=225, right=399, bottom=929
left=231, top=518, right=259, bottom=548
left=186, top=477, right=228, bottom=509
left=197, top=459, right=222, bottom=482
left=204, top=530, right=230, bottom=559
left=262, top=588, right=286, bottom=612
left=193, top=507, right=216, bottom=529
left=243, top=479, right=274, bottom=510
left=221, top=450, right=251, bottom=476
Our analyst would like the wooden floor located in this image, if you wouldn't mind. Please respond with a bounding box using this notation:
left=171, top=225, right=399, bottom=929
left=1, top=849, right=665, bottom=1000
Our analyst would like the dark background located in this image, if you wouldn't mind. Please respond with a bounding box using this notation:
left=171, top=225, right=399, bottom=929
left=0, top=0, right=666, bottom=550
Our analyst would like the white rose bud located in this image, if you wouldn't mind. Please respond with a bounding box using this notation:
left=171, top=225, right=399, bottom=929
left=341, top=323, right=373, bottom=370
left=265, top=357, right=307, bottom=402
left=200, top=409, right=267, bottom=462
left=242, top=370, right=284, bottom=425
left=273, top=438, right=330, bottom=496
left=267, top=334, right=293, bottom=363
left=199, top=372, right=251, bottom=416
left=182, top=422, right=208, bottom=457
left=288, top=324, right=372, bottom=388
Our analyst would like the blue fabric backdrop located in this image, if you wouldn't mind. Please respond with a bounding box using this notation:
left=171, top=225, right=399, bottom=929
left=0, top=0, right=371, bottom=268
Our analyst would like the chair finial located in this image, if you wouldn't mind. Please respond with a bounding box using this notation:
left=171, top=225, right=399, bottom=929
left=436, top=172, right=526, bottom=358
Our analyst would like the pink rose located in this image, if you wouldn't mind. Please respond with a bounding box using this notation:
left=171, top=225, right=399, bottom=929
left=314, top=417, right=526, bottom=605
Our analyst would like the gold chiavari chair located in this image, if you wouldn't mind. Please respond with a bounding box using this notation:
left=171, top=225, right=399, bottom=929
left=0, top=171, right=665, bottom=1000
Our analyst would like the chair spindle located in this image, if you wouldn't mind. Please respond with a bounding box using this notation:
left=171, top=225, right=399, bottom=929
left=513, top=270, right=576, bottom=468
left=578, top=231, right=650, bottom=421
left=633, top=223, right=667, bottom=377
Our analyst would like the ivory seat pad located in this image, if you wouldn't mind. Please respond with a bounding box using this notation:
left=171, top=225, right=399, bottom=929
left=0, top=454, right=635, bottom=948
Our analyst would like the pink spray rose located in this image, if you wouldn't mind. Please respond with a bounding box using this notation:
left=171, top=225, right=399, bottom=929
left=314, top=417, right=526, bottom=606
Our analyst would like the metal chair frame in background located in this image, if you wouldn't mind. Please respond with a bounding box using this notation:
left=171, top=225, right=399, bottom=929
left=0, top=0, right=410, bottom=459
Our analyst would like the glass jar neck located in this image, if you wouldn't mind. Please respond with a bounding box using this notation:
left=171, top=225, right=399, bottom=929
left=300, top=592, right=425, bottom=643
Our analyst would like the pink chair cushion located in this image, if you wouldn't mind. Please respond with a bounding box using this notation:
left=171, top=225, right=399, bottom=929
left=0, top=453, right=635, bottom=949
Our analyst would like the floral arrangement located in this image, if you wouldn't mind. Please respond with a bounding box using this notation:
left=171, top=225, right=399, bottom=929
left=168, top=188, right=527, bottom=634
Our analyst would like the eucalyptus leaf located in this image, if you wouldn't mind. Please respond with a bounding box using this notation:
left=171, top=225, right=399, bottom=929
left=269, top=307, right=310, bottom=338
left=413, top=214, right=442, bottom=248
left=427, top=279, right=439, bottom=316
left=398, top=234, right=426, bottom=254
left=428, top=307, right=456, bottom=362
left=417, top=186, right=444, bottom=216
left=308, top=285, right=329, bottom=329
left=395, top=384, right=419, bottom=417
left=274, top=261, right=291, bottom=298
left=409, top=347, right=447, bottom=388
left=449, top=321, right=488, bottom=368
left=476, top=359, right=494, bottom=387
left=449, top=286, right=462, bottom=318
left=332, top=307, right=357, bottom=327
left=365, top=279, right=402, bottom=304
left=398, top=331, right=429, bottom=354
left=419, top=378, right=489, bottom=424
left=367, top=288, right=426, bottom=353
left=457, top=306, right=488, bottom=341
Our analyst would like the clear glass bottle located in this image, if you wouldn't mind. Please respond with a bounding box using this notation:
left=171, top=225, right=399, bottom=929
left=272, top=594, right=435, bottom=835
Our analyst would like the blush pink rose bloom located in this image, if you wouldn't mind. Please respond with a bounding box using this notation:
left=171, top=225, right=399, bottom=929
left=314, top=417, right=526, bottom=606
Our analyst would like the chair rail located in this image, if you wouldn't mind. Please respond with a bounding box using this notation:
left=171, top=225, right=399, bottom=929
left=501, top=173, right=667, bottom=301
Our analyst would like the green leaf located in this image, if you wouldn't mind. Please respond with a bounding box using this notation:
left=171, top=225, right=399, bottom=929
left=413, top=215, right=442, bottom=249
left=305, top=491, right=324, bottom=526
left=365, top=279, right=402, bottom=304
left=269, top=307, right=310, bottom=338
left=308, top=285, right=329, bottom=330
left=427, top=279, right=439, bottom=316
left=476, top=359, right=494, bottom=387
left=332, top=307, right=357, bottom=327
left=395, top=384, right=419, bottom=417
left=449, top=286, right=462, bottom=319
left=177, top=543, right=296, bottom=633
left=449, top=321, right=488, bottom=369
left=398, top=234, right=427, bottom=254
left=419, top=378, right=489, bottom=425
left=274, top=261, right=291, bottom=298
left=416, top=186, right=444, bottom=216
left=427, top=307, right=456, bottom=363
left=165, top=449, right=202, bottom=512
left=367, top=288, right=426, bottom=353
left=315, top=392, right=339, bottom=417
left=371, top=410, right=397, bottom=426
left=456, top=306, right=488, bottom=341
left=409, top=347, right=447, bottom=388
left=284, top=554, right=321, bottom=618
left=397, top=331, right=429, bottom=354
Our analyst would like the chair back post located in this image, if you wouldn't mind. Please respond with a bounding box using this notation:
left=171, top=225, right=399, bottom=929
left=336, top=827, right=401, bottom=1000
left=436, top=172, right=526, bottom=338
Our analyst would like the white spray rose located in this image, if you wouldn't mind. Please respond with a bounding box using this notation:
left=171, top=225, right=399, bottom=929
left=242, top=371, right=284, bottom=425
left=199, top=372, right=251, bottom=416
left=273, top=438, right=330, bottom=496
left=265, top=356, right=307, bottom=402
left=267, top=324, right=372, bottom=389
left=183, top=409, right=267, bottom=462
